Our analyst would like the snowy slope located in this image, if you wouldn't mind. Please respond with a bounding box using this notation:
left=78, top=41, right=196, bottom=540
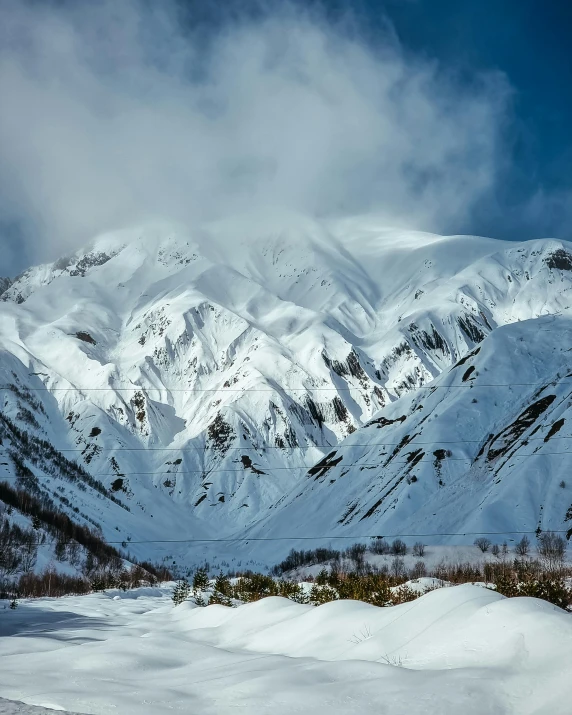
left=1, top=585, right=572, bottom=714
left=1, top=211, right=572, bottom=564
left=247, top=314, right=572, bottom=553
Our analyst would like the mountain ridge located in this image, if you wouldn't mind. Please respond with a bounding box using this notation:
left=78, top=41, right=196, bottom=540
left=1, top=212, right=571, bottom=567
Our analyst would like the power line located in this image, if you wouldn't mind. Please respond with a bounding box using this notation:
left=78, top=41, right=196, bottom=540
left=45, top=434, right=572, bottom=452
left=31, top=529, right=571, bottom=546
left=1, top=450, right=571, bottom=480
left=2, top=378, right=572, bottom=392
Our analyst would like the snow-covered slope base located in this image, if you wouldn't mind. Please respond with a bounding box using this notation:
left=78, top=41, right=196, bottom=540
left=1, top=586, right=572, bottom=714
left=1, top=212, right=572, bottom=565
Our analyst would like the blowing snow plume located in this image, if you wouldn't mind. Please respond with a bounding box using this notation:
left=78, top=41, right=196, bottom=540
left=0, top=0, right=509, bottom=271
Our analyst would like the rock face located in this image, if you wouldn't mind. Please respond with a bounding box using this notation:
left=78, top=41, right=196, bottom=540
left=1, top=211, right=572, bottom=565
left=0, top=277, right=11, bottom=296
left=253, top=315, right=572, bottom=547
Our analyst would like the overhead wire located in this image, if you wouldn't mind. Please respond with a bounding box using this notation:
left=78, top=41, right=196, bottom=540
left=2, top=377, right=572, bottom=392
left=1, top=449, right=571, bottom=481
left=32, top=433, right=572, bottom=452
left=21, top=528, right=572, bottom=547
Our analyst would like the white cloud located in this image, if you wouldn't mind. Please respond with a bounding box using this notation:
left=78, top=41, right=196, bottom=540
left=0, top=0, right=510, bottom=268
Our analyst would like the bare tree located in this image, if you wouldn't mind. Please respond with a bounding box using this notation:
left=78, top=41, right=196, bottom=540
left=345, top=543, right=367, bottom=567
left=391, top=556, right=406, bottom=578
left=391, top=539, right=408, bottom=556
left=410, top=560, right=427, bottom=579
left=369, top=538, right=390, bottom=555
left=537, top=532, right=566, bottom=573
left=474, top=537, right=491, bottom=553
left=20, top=535, right=37, bottom=573
left=514, top=535, right=530, bottom=557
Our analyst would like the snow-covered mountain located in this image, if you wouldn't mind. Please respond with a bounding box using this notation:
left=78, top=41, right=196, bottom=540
left=251, top=314, right=572, bottom=546
left=1, top=210, right=572, bottom=566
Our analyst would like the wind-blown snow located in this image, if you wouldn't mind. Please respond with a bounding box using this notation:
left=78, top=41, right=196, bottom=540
left=1, top=585, right=571, bottom=714
left=1, top=211, right=572, bottom=567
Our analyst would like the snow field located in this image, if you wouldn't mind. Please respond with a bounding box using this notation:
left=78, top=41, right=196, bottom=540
left=1, top=584, right=572, bottom=714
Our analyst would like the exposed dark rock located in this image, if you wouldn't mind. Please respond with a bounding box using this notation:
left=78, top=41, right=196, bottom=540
left=322, top=349, right=369, bottom=383
left=366, top=414, right=406, bottom=429
left=462, top=365, right=476, bottom=382
left=545, top=249, right=572, bottom=271
left=0, top=277, right=12, bottom=297
left=308, top=450, right=343, bottom=479
left=75, top=331, right=96, bottom=345
left=544, top=418, right=565, bottom=442
left=331, top=396, right=349, bottom=422
left=240, top=455, right=266, bottom=474
left=130, top=391, right=146, bottom=424
left=361, top=497, right=383, bottom=520
left=487, top=395, right=557, bottom=461
left=69, top=251, right=112, bottom=277
left=453, top=347, right=481, bottom=368
left=305, top=397, right=325, bottom=427
left=384, top=433, right=417, bottom=466
left=406, top=449, right=425, bottom=467
left=457, top=315, right=486, bottom=344
left=207, top=413, right=235, bottom=454
left=409, top=323, right=449, bottom=355
left=433, top=448, right=451, bottom=461
left=338, top=500, right=359, bottom=524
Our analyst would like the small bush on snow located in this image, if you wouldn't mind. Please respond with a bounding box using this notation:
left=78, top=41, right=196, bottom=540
left=172, top=580, right=191, bottom=606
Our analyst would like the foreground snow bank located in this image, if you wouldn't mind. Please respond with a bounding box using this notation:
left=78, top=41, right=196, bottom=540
left=1, top=585, right=571, bottom=714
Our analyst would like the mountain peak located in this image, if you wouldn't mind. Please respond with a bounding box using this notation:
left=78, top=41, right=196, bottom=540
left=1, top=216, right=571, bottom=565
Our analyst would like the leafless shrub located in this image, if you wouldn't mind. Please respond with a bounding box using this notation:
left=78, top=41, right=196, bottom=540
left=515, top=535, right=530, bottom=557
left=474, top=537, right=491, bottom=553
left=537, top=531, right=566, bottom=573
left=391, top=539, right=407, bottom=556
left=344, top=543, right=367, bottom=565
left=391, top=556, right=406, bottom=578
left=410, top=560, right=427, bottom=579
left=369, top=538, right=390, bottom=555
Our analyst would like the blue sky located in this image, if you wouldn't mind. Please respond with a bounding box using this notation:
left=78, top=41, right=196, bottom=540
left=0, top=0, right=570, bottom=273
left=179, top=0, right=572, bottom=241
left=360, top=0, right=572, bottom=241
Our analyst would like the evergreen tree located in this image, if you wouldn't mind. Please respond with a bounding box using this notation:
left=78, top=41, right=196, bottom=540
left=194, top=593, right=207, bottom=607
left=172, top=579, right=191, bottom=605
left=214, top=572, right=231, bottom=596
left=192, top=567, right=209, bottom=594
left=209, top=572, right=233, bottom=606
left=209, top=590, right=233, bottom=607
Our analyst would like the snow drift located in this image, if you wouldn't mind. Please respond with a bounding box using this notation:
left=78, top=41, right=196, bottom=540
left=1, top=584, right=571, bottom=714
